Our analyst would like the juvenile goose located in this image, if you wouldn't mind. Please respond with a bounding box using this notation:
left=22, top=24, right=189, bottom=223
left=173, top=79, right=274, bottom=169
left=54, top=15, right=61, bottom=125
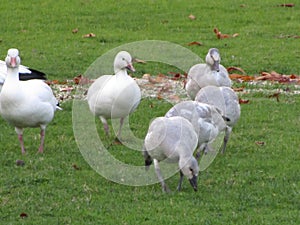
left=0, top=48, right=60, bottom=154
left=87, top=51, right=141, bottom=138
left=0, top=59, right=46, bottom=92
left=185, top=48, right=231, bottom=100
left=165, top=101, right=227, bottom=157
left=143, top=116, right=199, bottom=192
left=195, top=86, right=240, bottom=153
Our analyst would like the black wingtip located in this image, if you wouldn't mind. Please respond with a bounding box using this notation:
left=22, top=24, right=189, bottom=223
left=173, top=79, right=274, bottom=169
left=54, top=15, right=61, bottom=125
left=19, top=68, right=47, bottom=81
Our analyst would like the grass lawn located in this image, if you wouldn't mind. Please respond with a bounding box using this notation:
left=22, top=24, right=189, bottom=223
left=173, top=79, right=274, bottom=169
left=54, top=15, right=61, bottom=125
left=0, top=0, right=300, bottom=224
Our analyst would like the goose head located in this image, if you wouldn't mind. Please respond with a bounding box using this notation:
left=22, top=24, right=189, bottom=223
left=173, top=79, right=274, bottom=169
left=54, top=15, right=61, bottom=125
left=5, top=48, right=21, bottom=68
left=179, top=156, right=199, bottom=191
left=113, top=51, right=135, bottom=74
left=205, top=48, right=220, bottom=72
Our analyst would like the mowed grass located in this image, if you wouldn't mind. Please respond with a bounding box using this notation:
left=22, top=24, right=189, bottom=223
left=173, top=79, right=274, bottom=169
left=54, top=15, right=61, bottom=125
left=0, top=0, right=300, bottom=224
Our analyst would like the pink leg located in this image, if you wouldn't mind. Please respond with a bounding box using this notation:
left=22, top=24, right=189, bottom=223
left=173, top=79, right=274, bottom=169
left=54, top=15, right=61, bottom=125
left=38, top=129, right=45, bottom=153
left=18, top=134, right=26, bottom=154
left=117, top=118, right=124, bottom=139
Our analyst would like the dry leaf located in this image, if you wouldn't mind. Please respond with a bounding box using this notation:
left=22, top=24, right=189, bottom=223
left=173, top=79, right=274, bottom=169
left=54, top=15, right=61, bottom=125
left=278, top=3, right=295, bottom=7
left=82, top=33, right=96, bottom=38
left=232, top=87, right=245, bottom=92
left=20, top=212, right=28, bottom=218
left=133, top=58, right=147, bottom=64
left=73, top=74, right=91, bottom=85
left=239, top=99, right=249, bottom=104
left=188, top=14, right=196, bottom=20
left=59, top=86, right=74, bottom=92
left=268, top=92, right=280, bottom=102
left=255, top=141, right=265, bottom=146
left=227, top=66, right=246, bottom=74
left=72, top=28, right=79, bottom=34
left=214, top=27, right=239, bottom=39
left=187, top=41, right=203, bottom=46
left=229, top=74, right=254, bottom=81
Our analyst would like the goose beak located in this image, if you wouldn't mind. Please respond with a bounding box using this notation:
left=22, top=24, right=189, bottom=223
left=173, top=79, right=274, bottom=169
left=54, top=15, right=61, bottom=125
left=126, top=63, right=135, bottom=72
left=212, top=60, right=220, bottom=72
left=189, top=175, right=198, bottom=192
left=11, top=57, right=17, bottom=67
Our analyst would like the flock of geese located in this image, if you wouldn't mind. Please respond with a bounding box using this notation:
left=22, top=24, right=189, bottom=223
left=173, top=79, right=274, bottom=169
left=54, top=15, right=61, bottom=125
left=0, top=48, right=240, bottom=192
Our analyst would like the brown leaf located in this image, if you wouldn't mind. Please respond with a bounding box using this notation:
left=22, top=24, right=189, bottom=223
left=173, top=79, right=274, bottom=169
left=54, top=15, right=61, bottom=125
left=232, top=87, right=245, bottom=92
left=72, top=164, right=81, bottom=170
left=20, top=212, right=28, bottom=218
left=214, top=27, right=239, bottom=39
left=72, top=28, right=79, bottom=34
left=278, top=3, right=295, bottom=7
left=255, top=141, right=265, bottom=146
left=73, top=74, right=91, bottom=85
left=133, top=58, right=147, bottom=64
left=187, top=41, right=203, bottom=46
left=82, top=33, right=96, bottom=38
left=239, top=98, right=249, bottom=104
left=227, top=66, right=246, bottom=74
left=229, top=74, right=254, bottom=81
left=269, top=92, right=280, bottom=102
left=59, top=86, right=74, bottom=92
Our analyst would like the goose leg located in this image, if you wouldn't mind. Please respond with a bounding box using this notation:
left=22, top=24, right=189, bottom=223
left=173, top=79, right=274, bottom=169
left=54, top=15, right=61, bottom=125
left=177, top=170, right=184, bottom=191
left=100, top=117, right=109, bottom=136
left=153, top=159, right=170, bottom=193
left=220, top=126, right=231, bottom=154
left=15, top=127, right=25, bottom=154
left=117, top=117, right=124, bottom=140
left=38, top=128, right=46, bottom=153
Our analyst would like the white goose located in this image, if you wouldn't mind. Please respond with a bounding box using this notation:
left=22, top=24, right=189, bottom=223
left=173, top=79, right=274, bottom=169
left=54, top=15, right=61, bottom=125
left=143, top=116, right=199, bottom=192
left=185, top=48, right=232, bottom=100
left=87, top=51, right=141, bottom=139
left=195, top=86, right=240, bottom=153
left=165, top=101, right=227, bottom=157
left=0, top=59, right=46, bottom=92
left=0, top=48, right=61, bottom=154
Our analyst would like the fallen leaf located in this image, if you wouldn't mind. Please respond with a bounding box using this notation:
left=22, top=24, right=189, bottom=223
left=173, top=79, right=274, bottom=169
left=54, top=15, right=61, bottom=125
left=232, top=33, right=239, bottom=37
left=255, top=141, right=265, bottom=146
left=187, top=41, right=203, bottom=46
left=82, top=33, right=96, bottom=38
left=72, top=28, right=79, bottom=34
left=188, top=14, right=196, bottom=20
left=72, top=164, right=81, bottom=170
left=73, top=74, right=91, bottom=85
left=239, top=98, right=249, bottom=104
left=16, top=159, right=25, bottom=166
left=20, top=212, right=28, bottom=218
left=229, top=74, right=254, bottom=81
left=214, top=27, right=239, bottom=39
left=232, top=87, right=245, bottom=92
left=227, top=66, right=246, bottom=74
left=268, top=92, right=280, bottom=102
left=278, top=3, right=295, bottom=7
left=133, top=58, right=147, bottom=64
left=59, top=86, right=74, bottom=92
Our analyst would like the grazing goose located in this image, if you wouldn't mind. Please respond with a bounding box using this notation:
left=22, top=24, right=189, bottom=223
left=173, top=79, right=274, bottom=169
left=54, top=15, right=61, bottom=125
left=143, top=116, right=199, bottom=192
left=0, top=59, right=46, bottom=92
left=87, top=51, right=141, bottom=139
left=195, top=86, right=240, bottom=153
left=0, top=48, right=60, bottom=154
left=185, top=48, right=231, bottom=100
left=165, top=100, right=227, bottom=157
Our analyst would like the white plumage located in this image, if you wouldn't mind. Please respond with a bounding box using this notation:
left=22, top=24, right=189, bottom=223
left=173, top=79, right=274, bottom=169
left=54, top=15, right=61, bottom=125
left=0, top=59, right=46, bottom=92
left=165, top=100, right=227, bottom=156
left=185, top=48, right=231, bottom=100
left=87, top=51, right=141, bottom=138
left=195, top=85, right=240, bottom=153
left=0, top=48, right=60, bottom=154
left=143, top=116, right=199, bottom=192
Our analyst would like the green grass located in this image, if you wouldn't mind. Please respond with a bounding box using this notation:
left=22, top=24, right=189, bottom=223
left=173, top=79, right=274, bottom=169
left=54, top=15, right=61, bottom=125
left=1, top=0, right=300, bottom=224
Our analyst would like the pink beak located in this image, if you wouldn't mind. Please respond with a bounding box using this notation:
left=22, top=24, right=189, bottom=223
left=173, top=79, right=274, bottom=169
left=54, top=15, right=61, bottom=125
left=11, top=57, right=17, bottom=67
left=126, top=63, right=135, bottom=72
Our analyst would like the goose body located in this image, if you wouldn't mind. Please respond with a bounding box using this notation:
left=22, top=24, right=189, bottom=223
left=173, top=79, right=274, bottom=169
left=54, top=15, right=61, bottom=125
left=87, top=51, right=141, bottom=138
left=165, top=101, right=227, bottom=155
left=143, top=116, right=199, bottom=192
left=185, top=48, right=231, bottom=100
left=195, top=86, right=240, bottom=153
left=0, top=48, right=60, bottom=154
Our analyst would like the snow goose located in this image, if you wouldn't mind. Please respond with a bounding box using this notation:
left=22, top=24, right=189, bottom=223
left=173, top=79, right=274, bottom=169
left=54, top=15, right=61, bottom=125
left=185, top=48, right=231, bottom=100
left=0, top=48, right=60, bottom=154
left=143, top=116, right=199, bottom=192
left=195, top=86, right=240, bottom=153
left=165, top=100, right=227, bottom=157
left=0, top=59, right=46, bottom=92
left=87, top=51, right=141, bottom=139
